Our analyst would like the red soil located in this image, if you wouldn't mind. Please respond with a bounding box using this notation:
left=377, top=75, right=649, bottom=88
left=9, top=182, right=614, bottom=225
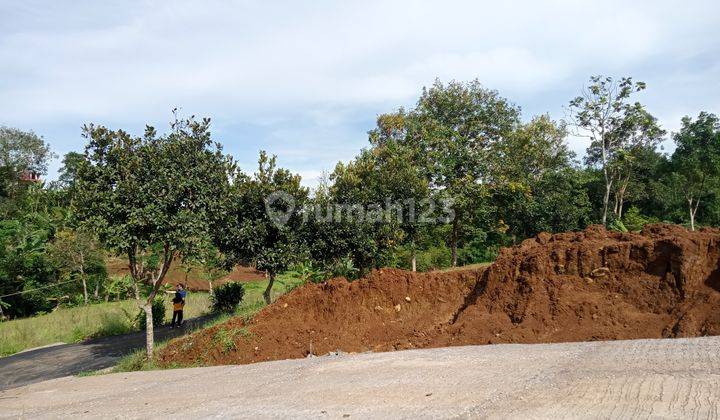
left=106, top=260, right=266, bottom=292
left=158, top=224, right=720, bottom=366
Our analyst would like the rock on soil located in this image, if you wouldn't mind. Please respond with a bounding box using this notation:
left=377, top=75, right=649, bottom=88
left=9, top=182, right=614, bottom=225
left=158, top=224, right=720, bottom=366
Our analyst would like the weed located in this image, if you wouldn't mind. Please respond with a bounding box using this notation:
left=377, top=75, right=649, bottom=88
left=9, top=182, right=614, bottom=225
left=213, top=327, right=237, bottom=353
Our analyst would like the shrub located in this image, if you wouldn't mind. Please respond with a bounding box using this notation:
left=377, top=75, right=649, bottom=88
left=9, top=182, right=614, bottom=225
left=136, top=297, right=165, bottom=328
left=623, top=206, right=658, bottom=232
left=211, top=282, right=245, bottom=313
left=327, top=257, right=359, bottom=280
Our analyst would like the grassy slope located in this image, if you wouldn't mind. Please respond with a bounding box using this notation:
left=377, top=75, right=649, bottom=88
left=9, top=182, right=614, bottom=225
left=0, top=276, right=303, bottom=358
left=113, top=273, right=304, bottom=372
left=0, top=293, right=211, bottom=357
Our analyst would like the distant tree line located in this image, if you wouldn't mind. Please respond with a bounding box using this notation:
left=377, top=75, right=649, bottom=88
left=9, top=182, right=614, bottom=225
left=1, top=76, right=719, bottom=357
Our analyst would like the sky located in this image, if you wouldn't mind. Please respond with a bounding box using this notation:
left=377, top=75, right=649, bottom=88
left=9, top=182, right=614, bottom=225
left=1, top=0, right=719, bottom=186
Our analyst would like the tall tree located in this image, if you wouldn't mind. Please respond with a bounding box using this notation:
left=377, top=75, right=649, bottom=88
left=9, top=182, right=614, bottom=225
left=47, top=228, right=103, bottom=305
left=217, top=152, right=308, bottom=304
left=56, top=151, right=85, bottom=190
left=74, top=115, right=232, bottom=358
left=328, top=139, right=430, bottom=273
left=493, top=115, right=573, bottom=184
left=670, top=112, right=720, bottom=230
left=567, top=76, right=662, bottom=225
left=0, top=127, right=54, bottom=209
left=411, top=79, right=520, bottom=265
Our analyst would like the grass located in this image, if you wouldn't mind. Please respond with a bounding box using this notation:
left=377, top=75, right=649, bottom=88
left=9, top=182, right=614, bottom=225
left=0, top=292, right=211, bottom=357
left=111, top=274, right=304, bottom=373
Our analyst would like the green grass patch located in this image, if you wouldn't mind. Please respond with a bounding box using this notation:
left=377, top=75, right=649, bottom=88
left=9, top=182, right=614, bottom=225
left=109, top=274, right=303, bottom=373
left=0, top=293, right=211, bottom=357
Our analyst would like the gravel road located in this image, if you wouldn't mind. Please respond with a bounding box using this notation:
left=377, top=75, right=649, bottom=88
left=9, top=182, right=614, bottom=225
left=1, top=336, right=718, bottom=419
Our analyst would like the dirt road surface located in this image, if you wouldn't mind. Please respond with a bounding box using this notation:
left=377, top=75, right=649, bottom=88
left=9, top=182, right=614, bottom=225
left=1, top=336, right=718, bottom=419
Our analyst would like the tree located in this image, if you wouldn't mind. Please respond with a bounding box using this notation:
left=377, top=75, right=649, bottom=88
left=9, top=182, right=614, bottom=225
left=217, top=152, right=308, bottom=304
left=670, top=112, right=720, bottom=230
left=493, top=115, right=573, bottom=185
left=567, top=76, right=662, bottom=225
left=0, top=126, right=53, bottom=179
left=0, top=127, right=54, bottom=212
left=73, top=115, right=232, bottom=358
left=411, top=79, right=520, bottom=265
left=56, top=152, right=85, bottom=190
left=330, top=134, right=430, bottom=272
left=47, top=228, right=103, bottom=305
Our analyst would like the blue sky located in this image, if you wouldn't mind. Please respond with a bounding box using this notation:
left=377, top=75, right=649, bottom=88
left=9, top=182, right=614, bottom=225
left=1, top=0, right=719, bottom=186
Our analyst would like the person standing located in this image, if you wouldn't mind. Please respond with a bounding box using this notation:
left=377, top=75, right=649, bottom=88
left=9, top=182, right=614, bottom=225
left=169, top=284, right=186, bottom=328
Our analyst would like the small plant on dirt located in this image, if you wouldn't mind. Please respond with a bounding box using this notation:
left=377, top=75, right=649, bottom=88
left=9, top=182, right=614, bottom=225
left=213, top=327, right=237, bottom=353
left=237, top=326, right=253, bottom=339
left=327, top=257, right=359, bottom=280
left=211, top=282, right=245, bottom=313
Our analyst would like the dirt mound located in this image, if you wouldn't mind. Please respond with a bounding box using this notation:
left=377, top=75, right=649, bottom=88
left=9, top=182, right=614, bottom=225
left=159, top=224, right=720, bottom=366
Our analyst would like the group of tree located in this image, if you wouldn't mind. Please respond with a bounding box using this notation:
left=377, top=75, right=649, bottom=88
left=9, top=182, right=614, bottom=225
left=1, top=76, right=719, bottom=359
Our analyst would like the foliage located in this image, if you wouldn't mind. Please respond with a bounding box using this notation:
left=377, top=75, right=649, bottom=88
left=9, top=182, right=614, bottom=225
left=568, top=75, right=664, bottom=225
left=669, top=112, right=720, bottom=230
left=136, top=297, right=166, bottom=328
left=210, top=282, right=245, bottom=313
left=216, top=151, right=308, bottom=303
left=0, top=126, right=54, bottom=202
left=73, top=113, right=232, bottom=358
left=46, top=228, right=105, bottom=304
left=411, top=79, right=521, bottom=265
left=608, top=219, right=628, bottom=233
left=622, top=206, right=657, bottom=232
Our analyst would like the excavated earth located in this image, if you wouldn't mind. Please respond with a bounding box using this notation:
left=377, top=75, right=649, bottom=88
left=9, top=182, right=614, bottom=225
left=158, top=224, right=720, bottom=366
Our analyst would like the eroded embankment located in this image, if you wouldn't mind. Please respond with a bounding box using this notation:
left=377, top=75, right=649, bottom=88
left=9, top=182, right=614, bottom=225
left=158, top=224, right=720, bottom=366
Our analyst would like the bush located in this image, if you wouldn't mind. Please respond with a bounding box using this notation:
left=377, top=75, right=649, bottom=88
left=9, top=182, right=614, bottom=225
left=136, top=297, right=165, bottom=329
left=623, top=206, right=658, bottom=232
left=211, top=282, right=245, bottom=313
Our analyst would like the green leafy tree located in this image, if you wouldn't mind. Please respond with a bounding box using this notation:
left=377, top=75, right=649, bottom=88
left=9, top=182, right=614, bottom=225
left=670, top=112, right=720, bottom=230
left=73, top=115, right=232, bottom=358
left=411, top=79, right=520, bottom=265
left=47, top=228, right=104, bottom=305
left=217, top=152, right=308, bottom=304
left=493, top=115, right=573, bottom=184
left=568, top=76, right=663, bottom=225
left=0, top=127, right=54, bottom=215
left=329, top=135, right=430, bottom=272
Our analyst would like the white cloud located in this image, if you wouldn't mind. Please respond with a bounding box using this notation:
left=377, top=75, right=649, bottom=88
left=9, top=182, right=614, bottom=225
left=1, top=0, right=719, bottom=186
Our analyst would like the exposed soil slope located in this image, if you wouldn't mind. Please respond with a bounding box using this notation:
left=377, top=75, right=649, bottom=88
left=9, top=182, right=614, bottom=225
left=159, top=224, right=720, bottom=366
left=106, top=259, right=266, bottom=291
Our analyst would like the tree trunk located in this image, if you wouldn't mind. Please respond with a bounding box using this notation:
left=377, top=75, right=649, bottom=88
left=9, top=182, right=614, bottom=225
left=93, top=278, right=100, bottom=300
left=79, top=255, right=88, bottom=305
left=143, top=302, right=154, bottom=358
left=602, top=180, right=611, bottom=226
left=450, top=219, right=459, bottom=267
left=263, top=272, right=275, bottom=304
left=208, top=280, right=214, bottom=296
left=411, top=254, right=417, bottom=272
left=81, top=275, right=88, bottom=305
left=136, top=244, right=174, bottom=361
left=689, top=198, right=700, bottom=231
